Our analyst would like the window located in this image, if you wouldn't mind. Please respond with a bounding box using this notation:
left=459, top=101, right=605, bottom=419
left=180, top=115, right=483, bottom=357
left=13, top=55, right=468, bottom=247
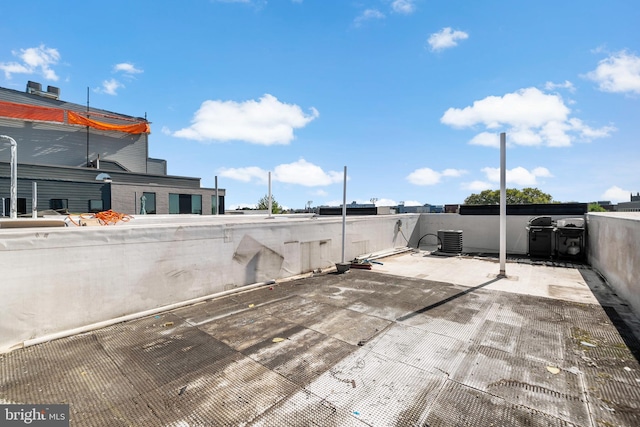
left=211, top=195, right=225, bottom=214
left=3, top=198, right=27, bottom=216
left=169, top=193, right=202, bottom=214
left=142, top=192, right=156, bottom=214
left=89, top=200, right=103, bottom=212
left=191, top=195, right=202, bottom=215
left=50, top=199, right=68, bottom=212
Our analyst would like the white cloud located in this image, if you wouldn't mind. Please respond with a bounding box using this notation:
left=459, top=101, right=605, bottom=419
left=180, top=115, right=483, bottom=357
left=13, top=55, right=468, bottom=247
left=406, top=167, right=466, bottom=186
left=354, top=9, right=385, bottom=27
left=427, top=27, right=468, bottom=52
left=442, top=168, right=467, bottom=177
left=602, top=185, right=632, bottom=203
left=273, top=159, right=343, bottom=186
left=406, top=168, right=441, bottom=185
left=544, top=80, right=575, bottom=92
left=95, top=78, right=124, bottom=95
left=114, top=63, right=143, bottom=75
left=469, top=132, right=501, bottom=147
left=463, top=180, right=493, bottom=191
left=441, top=87, right=614, bottom=147
left=402, top=200, right=423, bottom=206
left=219, top=159, right=342, bottom=187
left=174, top=94, right=319, bottom=145
left=219, top=166, right=268, bottom=184
left=586, top=51, right=640, bottom=94
left=391, top=0, right=416, bottom=14
left=0, top=44, right=60, bottom=80
left=481, top=166, right=553, bottom=186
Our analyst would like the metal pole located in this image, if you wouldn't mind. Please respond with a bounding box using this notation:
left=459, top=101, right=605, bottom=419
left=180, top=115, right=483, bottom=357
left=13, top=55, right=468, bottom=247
left=0, top=135, right=17, bottom=219
left=267, top=171, right=272, bottom=218
left=215, top=176, right=219, bottom=215
left=32, top=181, right=37, bottom=219
left=341, top=166, right=347, bottom=263
left=499, top=132, right=507, bottom=277
left=86, top=87, right=90, bottom=167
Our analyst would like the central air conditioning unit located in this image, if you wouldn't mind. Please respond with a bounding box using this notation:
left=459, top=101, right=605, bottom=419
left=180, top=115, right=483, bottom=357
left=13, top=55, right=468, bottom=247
left=438, top=230, right=463, bottom=254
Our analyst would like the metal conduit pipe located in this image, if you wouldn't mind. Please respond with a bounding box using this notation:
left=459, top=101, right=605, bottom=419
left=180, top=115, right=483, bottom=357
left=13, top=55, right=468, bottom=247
left=0, top=135, right=17, bottom=219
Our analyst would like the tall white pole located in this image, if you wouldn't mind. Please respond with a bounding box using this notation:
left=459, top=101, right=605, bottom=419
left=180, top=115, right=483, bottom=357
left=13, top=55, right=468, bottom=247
left=32, top=182, right=37, bottom=219
left=499, top=132, right=507, bottom=277
left=1, top=135, right=17, bottom=219
left=215, top=176, right=219, bottom=215
left=341, top=166, right=347, bottom=263
left=268, top=171, right=272, bottom=218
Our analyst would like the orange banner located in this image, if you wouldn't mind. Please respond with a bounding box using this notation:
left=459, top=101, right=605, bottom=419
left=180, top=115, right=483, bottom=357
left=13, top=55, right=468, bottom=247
left=0, top=100, right=64, bottom=122
left=67, top=111, right=150, bottom=134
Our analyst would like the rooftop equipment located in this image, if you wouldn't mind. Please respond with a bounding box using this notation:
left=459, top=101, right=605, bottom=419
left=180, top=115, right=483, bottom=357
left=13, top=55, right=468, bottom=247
left=25, top=81, right=60, bottom=100
left=437, top=230, right=463, bottom=254
left=527, top=216, right=554, bottom=258
left=555, top=217, right=585, bottom=260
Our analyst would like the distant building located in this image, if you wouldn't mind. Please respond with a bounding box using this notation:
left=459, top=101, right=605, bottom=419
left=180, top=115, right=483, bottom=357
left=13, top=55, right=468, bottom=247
left=0, top=82, right=224, bottom=215
left=395, top=204, right=444, bottom=214
left=617, top=193, right=640, bottom=212
left=444, top=204, right=460, bottom=214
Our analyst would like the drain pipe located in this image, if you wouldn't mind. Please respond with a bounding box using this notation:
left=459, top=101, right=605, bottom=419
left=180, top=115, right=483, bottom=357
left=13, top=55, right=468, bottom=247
left=0, top=135, right=17, bottom=219
left=499, top=132, right=507, bottom=277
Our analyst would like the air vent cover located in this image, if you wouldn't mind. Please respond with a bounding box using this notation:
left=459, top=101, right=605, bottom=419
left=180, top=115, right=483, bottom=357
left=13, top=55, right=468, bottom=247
left=438, top=230, right=463, bottom=254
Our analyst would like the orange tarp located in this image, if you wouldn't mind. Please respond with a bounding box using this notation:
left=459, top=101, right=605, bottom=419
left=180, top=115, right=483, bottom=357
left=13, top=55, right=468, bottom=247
left=0, top=100, right=150, bottom=134
left=0, top=100, right=64, bottom=122
left=67, top=111, right=150, bottom=134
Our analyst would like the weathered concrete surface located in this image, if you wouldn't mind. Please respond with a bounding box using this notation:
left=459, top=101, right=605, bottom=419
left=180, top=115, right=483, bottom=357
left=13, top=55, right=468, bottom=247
left=1, top=254, right=639, bottom=426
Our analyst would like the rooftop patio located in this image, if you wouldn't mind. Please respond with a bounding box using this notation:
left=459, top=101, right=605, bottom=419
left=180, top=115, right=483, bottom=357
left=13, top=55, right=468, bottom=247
left=2, top=251, right=639, bottom=426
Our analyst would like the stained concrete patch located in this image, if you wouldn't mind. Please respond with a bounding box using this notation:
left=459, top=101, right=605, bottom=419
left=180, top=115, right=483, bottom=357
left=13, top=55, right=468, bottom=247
left=140, top=357, right=299, bottom=427
left=305, top=350, right=445, bottom=426
left=244, top=327, right=356, bottom=386
left=426, top=381, right=580, bottom=427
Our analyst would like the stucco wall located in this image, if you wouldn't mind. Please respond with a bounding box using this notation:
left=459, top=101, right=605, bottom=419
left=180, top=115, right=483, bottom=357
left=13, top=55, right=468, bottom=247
left=0, top=213, right=418, bottom=352
left=587, top=212, right=640, bottom=316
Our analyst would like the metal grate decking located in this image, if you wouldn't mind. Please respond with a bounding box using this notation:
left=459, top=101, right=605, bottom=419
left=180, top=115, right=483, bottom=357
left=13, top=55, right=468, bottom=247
left=1, top=259, right=639, bottom=426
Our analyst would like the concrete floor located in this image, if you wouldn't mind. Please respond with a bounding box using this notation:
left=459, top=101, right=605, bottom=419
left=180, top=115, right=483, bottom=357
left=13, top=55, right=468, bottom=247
left=1, top=251, right=639, bottom=426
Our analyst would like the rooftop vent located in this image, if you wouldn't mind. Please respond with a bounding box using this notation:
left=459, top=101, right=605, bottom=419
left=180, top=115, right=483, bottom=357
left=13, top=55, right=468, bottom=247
left=26, top=81, right=42, bottom=93
left=47, top=85, right=60, bottom=99
left=25, top=81, right=60, bottom=100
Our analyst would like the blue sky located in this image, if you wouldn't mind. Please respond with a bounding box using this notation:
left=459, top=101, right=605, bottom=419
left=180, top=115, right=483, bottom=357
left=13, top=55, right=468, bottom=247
left=1, top=0, right=638, bottom=209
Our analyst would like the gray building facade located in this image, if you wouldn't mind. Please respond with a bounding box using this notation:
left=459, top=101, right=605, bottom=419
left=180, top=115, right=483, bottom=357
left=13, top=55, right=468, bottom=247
left=0, top=83, right=224, bottom=216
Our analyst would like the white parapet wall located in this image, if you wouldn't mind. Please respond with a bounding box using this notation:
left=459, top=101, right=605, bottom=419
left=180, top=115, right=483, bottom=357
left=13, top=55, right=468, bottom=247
left=0, top=213, right=419, bottom=352
left=587, top=212, right=640, bottom=316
